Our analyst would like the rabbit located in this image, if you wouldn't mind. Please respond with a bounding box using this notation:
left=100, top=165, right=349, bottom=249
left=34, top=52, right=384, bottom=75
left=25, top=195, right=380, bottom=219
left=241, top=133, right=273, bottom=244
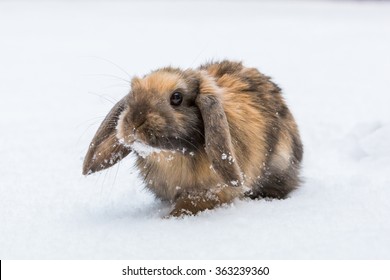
left=82, top=60, right=303, bottom=217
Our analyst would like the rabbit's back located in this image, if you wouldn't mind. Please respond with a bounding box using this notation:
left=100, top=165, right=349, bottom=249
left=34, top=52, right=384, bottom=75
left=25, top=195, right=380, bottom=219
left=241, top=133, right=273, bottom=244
left=201, top=61, right=303, bottom=198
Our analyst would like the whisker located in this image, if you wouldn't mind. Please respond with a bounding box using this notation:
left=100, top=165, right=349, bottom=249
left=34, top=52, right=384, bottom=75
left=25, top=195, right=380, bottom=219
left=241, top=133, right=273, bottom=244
left=87, top=135, right=131, bottom=161
left=78, top=123, right=99, bottom=145
left=177, top=135, right=203, bottom=154
left=76, top=116, right=106, bottom=128
left=85, top=73, right=130, bottom=84
left=192, top=127, right=205, bottom=139
left=87, top=56, right=132, bottom=81
left=190, top=46, right=208, bottom=68
left=100, top=167, right=110, bottom=197
left=113, top=160, right=121, bottom=187
left=171, top=126, right=204, bottom=154
left=99, top=84, right=131, bottom=91
left=87, top=91, right=119, bottom=105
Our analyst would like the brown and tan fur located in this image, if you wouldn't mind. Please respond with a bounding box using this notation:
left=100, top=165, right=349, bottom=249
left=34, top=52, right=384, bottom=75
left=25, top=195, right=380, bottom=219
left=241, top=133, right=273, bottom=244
left=83, top=60, right=303, bottom=217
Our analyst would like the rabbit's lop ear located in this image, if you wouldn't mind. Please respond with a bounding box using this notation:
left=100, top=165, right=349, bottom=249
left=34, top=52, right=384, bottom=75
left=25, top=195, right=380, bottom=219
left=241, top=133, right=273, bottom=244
left=82, top=97, right=131, bottom=175
left=196, top=73, right=243, bottom=187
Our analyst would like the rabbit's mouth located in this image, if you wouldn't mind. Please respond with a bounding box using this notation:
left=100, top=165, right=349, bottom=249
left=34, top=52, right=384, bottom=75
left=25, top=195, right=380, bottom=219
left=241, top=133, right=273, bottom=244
left=116, top=106, right=202, bottom=155
left=116, top=106, right=169, bottom=149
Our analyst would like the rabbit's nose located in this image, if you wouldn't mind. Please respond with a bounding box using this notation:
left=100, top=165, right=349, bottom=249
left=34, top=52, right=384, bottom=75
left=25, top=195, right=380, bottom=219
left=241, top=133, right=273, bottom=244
left=129, top=99, right=150, bottom=127
left=133, top=111, right=147, bottom=130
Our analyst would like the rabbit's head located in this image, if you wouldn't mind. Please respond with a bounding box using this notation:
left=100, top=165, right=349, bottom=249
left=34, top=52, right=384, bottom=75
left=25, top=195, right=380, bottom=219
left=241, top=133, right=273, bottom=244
left=83, top=66, right=242, bottom=187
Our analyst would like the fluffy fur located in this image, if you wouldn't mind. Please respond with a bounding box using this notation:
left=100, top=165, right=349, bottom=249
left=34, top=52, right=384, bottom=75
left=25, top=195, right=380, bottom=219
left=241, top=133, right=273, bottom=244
left=83, top=60, right=303, bottom=217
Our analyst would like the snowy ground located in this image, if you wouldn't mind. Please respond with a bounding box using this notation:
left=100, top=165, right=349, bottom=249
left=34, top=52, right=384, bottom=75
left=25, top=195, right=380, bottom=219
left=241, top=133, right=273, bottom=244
left=1, top=0, right=390, bottom=259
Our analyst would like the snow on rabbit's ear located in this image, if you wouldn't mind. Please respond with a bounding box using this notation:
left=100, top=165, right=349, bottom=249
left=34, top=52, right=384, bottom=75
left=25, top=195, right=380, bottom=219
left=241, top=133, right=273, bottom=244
left=82, top=96, right=131, bottom=175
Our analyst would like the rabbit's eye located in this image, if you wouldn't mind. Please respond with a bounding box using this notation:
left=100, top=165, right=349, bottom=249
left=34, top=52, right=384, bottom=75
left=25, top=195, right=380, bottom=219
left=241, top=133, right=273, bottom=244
left=170, top=92, right=183, bottom=106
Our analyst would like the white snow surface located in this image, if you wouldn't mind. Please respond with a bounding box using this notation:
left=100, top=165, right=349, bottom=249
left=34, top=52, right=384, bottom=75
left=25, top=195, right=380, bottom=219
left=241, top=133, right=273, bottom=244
left=1, top=0, right=390, bottom=259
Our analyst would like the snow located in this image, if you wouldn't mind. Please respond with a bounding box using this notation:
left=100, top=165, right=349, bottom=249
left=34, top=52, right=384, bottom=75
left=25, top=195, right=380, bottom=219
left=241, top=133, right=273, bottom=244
left=131, top=141, right=164, bottom=159
left=1, top=0, right=390, bottom=259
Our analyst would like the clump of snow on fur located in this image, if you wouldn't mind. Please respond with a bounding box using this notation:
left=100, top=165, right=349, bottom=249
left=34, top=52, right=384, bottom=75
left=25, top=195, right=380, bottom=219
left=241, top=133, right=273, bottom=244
left=230, top=180, right=239, bottom=186
left=131, top=141, right=163, bottom=158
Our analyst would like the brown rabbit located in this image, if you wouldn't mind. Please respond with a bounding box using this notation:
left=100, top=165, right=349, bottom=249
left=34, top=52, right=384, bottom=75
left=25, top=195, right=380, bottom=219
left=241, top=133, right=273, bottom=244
left=83, top=60, right=303, bottom=217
